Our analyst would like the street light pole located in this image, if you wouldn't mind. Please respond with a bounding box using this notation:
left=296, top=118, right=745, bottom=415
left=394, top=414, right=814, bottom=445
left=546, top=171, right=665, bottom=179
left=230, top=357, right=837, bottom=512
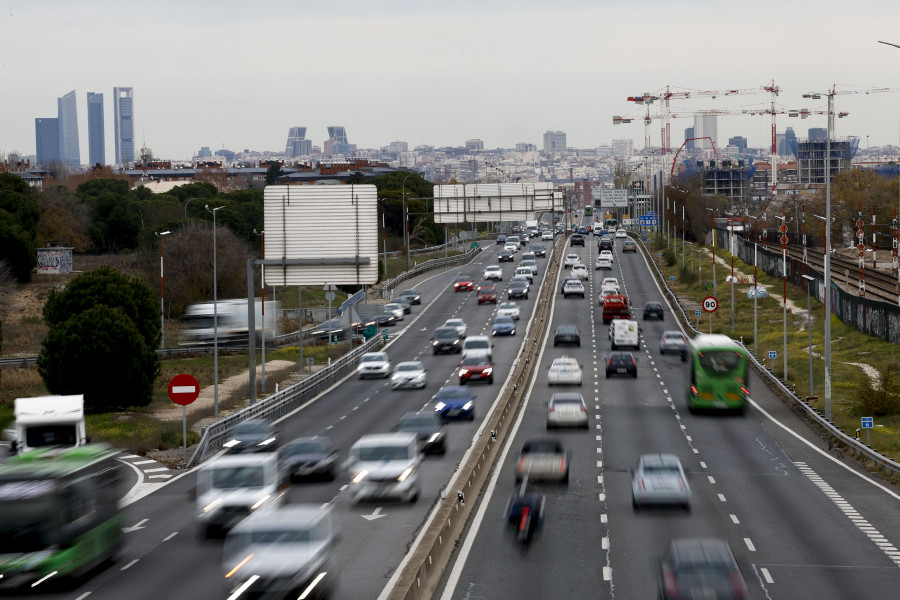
left=776, top=213, right=788, bottom=379
left=801, top=274, right=816, bottom=397
left=254, top=229, right=266, bottom=393
left=156, top=231, right=170, bottom=349
left=206, top=204, right=225, bottom=418
left=401, top=172, right=414, bottom=272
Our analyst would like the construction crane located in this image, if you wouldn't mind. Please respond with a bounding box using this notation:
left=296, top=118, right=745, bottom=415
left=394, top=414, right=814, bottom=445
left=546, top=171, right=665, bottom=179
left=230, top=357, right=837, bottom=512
left=802, top=84, right=890, bottom=135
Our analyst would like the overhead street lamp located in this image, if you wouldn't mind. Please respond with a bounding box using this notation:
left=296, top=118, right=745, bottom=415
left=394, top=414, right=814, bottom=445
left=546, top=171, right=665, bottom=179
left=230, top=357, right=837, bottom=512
left=206, top=204, right=225, bottom=418
left=401, top=172, right=414, bottom=272
left=155, top=231, right=171, bottom=349
left=184, top=197, right=199, bottom=221
left=724, top=212, right=737, bottom=333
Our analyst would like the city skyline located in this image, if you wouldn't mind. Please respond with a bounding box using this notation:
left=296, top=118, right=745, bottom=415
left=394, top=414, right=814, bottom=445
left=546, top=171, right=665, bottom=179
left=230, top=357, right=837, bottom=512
left=2, top=1, right=900, bottom=162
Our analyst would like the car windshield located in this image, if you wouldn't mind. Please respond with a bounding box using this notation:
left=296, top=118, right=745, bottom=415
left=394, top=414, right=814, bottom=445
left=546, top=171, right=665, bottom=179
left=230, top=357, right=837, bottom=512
left=284, top=440, right=328, bottom=454
left=399, top=415, right=437, bottom=428
left=557, top=326, right=576, bottom=334
left=234, top=422, right=269, bottom=435
left=361, top=354, right=386, bottom=363
left=495, top=317, right=514, bottom=325
left=445, top=320, right=462, bottom=327
left=385, top=304, right=401, bottom=310
left=434, top=328, right=457, bottom=339
left=462, top=356, right=489, bottom=366
left=499, top=303, right=517, bottom=310
left=552, top=398, right=582, bottom=405
left=455, top=276, right=470, bottom=282
left=466, top=340, right=489, bottom=349
left=664, top=333, right=685, bottom=342
left=402, top=289, right=418, bottom=296
left=698, top=350, right=743, bottom=375
left=643, top=464, right=681, bottom=475
left=396, top=363, right=421, bottom=372
left=357, top=445, right=411, bottom=461
left=437, top=388, right=470, bottom=400
left=212, top=466, right=265, bottom=489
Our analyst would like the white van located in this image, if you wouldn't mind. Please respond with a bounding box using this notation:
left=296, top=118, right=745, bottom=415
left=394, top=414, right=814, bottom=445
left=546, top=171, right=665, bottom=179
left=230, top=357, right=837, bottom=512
left=609, top=319, right=640, bottom=350
left=515, top=266, right=534, bottom=283
left=462, top=335, right=494, bottom=360
left=346, top=433, right=421, bottom=503
left=592, top=223, right=603, bottom=235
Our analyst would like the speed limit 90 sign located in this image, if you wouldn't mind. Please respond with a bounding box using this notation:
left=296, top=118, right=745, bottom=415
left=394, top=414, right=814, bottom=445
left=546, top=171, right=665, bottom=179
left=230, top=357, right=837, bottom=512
left=702, top=296, right=718, bottom=313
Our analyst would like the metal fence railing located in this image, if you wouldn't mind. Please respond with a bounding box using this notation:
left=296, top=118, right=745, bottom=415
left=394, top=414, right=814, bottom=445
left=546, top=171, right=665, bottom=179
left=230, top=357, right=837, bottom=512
left=638, top=235, right=900, bottom=479
left=380, top=246, right=483, bottom=299
left=186, top=335, right=381, bottom=467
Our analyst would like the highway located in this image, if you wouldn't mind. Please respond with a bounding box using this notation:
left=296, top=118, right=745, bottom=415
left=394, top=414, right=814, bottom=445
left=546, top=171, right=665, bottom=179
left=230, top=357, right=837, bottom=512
left=436, top=224, right=900, bottom=599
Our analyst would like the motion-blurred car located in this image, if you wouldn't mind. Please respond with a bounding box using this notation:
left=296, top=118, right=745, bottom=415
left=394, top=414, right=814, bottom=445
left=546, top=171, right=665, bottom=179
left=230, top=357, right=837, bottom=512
left=562, top=280, right=585, bottom=298
left=521, top=259, right=539, bottom=275
left=563, top=254, right=581, bottom=269
left=483, top=265, right=503, bottom=281
left=453, top=274, right=474, bottom=292
left=659, top=331, right=688, bottom=356
left=606, top=351, right=637, bottom=378
left=492, top=315, right=517, bottom=336
left=599, top=249, right=614, bottom=264
left=507, top=279, right=529, bottom=299
left=515, top=266, right=534, bottom=283
left=506, top=236, right=521, bottom=247
left=499, top=249, right=515, bottom=262
left=279, top=436, right=339, bottom=481
left=546, top=392, right=588, bottom=429
left=496, top=234, right=508, bottom=245
left=643, top=301, right=665, bottom=320
left=477, top=283, right=498, bottom=304
left=601, top=277, right=620, bottom=290
left=432, top=326, right=463, bottom=354
left=371, top=312, right=397, bottom=327
left=461, top=335, right=493, bottom=361
left=391, top=361, right=427, bottom=389
left=396, top=412, right=447, bottom=455
left=599, top=237, right=614, bottom=252
left=547, top=356, right=583, bottom=386
left=394, top=297, right=412, bottom=314
left=553, top=325, right=581, bottom=347
left=531, top=243, right=546, bottom=257
left=622, top=239, right=638, bottom=253
left=559, top=276, right=580, bottom=295
left=632, top=453, right=691, bottom=509
left=571, top=264, right=589, bottom=280
left=570, top=233, right=585, bottom=246
left=616, top=228, right=627, bottom=239
left=497, top=302, right=521, bottom=320
left=223, top=505, right=336, bottom=600
left=542, top=231, right=554, bottom=241
left=595, top=255, right=613, bottom=270
left=458, top=355, right=494, bottom=385
left=345, top=433, right=421, bottom=504
left=515, top=439, right=570, bottom=483
left=357, top=351, right=391, bottom=379
left=659, top=538, right=748, bottom=600
left=224, top=419, right=278, bottom=453
left=384, top=302, right=405, bottom=320
left=433, top=386, right=476, bottom=421
left=443, top=318, right=468, bottom=338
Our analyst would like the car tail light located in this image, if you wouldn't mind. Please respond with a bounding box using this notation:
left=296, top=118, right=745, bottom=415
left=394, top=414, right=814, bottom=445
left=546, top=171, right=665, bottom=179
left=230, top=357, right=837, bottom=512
left=581, top=405, right=587, bottom=414
left=519, top=506, right=531, bottom=531
left=548, top=405, right=555, bottom=413
left=741, top=386, right=750, bottom=395
left=728, top=571, right=748, bottom=598
left=630, top=356, right=635, bottom=366
left=662, top=565, right=680, bottom=598
left=637, top=477, right=645, bottom=490
left=559, top=456, right=566, bottom=473
left=517, top=458, right=525, bottom=473
left=690, top=385, right=698, bottom=395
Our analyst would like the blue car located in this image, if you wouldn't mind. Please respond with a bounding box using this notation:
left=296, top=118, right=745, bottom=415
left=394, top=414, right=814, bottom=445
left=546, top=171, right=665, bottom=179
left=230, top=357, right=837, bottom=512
left=433, top=386, right=476, bottom=421
left=492, top=316, right=517, bottom=336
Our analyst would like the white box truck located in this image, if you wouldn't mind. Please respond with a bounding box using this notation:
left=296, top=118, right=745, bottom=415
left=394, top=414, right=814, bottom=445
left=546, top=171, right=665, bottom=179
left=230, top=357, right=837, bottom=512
left=12, top=395, right=87, bottom=454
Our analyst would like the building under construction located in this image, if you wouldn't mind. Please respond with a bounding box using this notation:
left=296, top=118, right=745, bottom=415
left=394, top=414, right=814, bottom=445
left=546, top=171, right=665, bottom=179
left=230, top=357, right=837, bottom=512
left=793, top=136, right=859, bottom=184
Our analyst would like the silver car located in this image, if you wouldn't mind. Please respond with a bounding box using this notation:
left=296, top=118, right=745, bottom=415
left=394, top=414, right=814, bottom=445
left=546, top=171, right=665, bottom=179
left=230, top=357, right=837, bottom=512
left=659, top=331, right=688, bottom=356
left=391, top=361, right=427, bottom=390
left=547, top=393, right=588, bottom=429
left=632, top=454, right=691, bottom=509
left=384, top=302, right=404, bottom=321
left=497, top=302, right=520, bottom=320
left=357, top=352, right=391, bottom=379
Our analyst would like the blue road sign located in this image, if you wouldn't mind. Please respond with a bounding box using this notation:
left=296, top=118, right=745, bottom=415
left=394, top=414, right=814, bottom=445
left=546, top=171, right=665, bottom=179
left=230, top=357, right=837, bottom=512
left=670, top=276, right=675, bottom=281
left=695, top=310, right=702, bottom=317
left=768, top=350, right=777, bottom=359
left=861, top=417, right=874, bottom=429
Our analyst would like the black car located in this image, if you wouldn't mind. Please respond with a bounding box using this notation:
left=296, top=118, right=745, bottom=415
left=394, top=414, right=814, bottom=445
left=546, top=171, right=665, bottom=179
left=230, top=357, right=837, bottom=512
left=531, top=243, right=546, bottom=257
left=432, top=326, right=463, bottom=354
left=225, top=419, right=278, bottom=453
left=372, top=312, right=397, bottom=327
left=643, top=301, right=664, bottom=320
left=308, top=317, right=362, bottom=342
left=659, top=538, right=748, bottom=599
left=400, top=289, right=422, bottom=305
left=496, top=234, right=508, bottom=246
left=606, top=351, right=637, bottom=378
left=396, top=412, right=447, bottom=455
left=570, top=234, right=585, bottom=247
left=553, top=325, right=581, bottom=347
left=499, top=250, right=515, bottom=263
left=280, top=436, right=339, bottom=480
left=395, top=296, right=412, bottom=314
left=508, top=280, right=529, bottom=299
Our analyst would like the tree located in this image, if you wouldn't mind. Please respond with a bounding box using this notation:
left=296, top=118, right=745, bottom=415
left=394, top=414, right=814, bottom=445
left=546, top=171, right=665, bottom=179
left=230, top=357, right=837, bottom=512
left=0, top=172, right=39, bottom=281
left=265, top=162, right=284, bottom=185
left=38, top=306, right=158, bottom=411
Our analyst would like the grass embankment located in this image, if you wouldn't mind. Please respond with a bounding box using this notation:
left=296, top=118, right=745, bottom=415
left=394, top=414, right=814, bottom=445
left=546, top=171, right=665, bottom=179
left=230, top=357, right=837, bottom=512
left=643, top=233, right=900, bottom=461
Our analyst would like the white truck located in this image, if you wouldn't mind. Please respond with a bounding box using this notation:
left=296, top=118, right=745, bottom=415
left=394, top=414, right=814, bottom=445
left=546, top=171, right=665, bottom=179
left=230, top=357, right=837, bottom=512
left=11, top=395, right=88, bottom=454
left=181, top=299, right=280, bottom=344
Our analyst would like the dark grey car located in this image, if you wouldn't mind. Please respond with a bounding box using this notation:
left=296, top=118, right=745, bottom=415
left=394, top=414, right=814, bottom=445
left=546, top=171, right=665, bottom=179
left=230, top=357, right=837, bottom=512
left=432, top=326, right=463, bottom=354
left=280, top=436, right=339, bottom=480
left=396, top=412, right=447, bottom=455
left=225, top=419, right=278, bottom=454
left=508, top=280, right=529, bottom=299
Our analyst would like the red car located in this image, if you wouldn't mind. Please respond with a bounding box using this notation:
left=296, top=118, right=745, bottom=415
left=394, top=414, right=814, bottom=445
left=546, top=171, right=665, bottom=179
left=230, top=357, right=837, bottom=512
left=477, top=284, right=497, bottom=304
left=454, top=274, right=474, bottom=292
left=458, top=355, right=494, bottom=385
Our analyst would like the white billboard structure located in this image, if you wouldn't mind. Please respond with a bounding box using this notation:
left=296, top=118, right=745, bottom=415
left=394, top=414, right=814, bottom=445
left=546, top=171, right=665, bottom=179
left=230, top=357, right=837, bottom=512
left=594, top=189, right=629, bottom=208
left=433, top=183, right=558, bottom=223
left=262, top=185, right=378, bottom=286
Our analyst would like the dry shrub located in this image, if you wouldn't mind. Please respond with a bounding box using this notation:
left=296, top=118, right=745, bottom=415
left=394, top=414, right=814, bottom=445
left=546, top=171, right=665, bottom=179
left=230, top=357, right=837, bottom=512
left=851, top=370, right=900, bottom=416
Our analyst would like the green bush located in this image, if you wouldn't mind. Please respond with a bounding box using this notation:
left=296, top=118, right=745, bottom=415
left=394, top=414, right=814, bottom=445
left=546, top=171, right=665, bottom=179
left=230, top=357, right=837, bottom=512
left=850, top=370, right=900, bottom=416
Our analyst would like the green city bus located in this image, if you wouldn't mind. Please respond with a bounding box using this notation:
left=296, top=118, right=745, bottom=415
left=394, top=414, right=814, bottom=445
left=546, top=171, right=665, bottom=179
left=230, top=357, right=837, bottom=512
left=0, top=444, right=126, bottom=589
left=584, top=205, right=593, bottom=216
left=685, top=334, right=750, bottom=412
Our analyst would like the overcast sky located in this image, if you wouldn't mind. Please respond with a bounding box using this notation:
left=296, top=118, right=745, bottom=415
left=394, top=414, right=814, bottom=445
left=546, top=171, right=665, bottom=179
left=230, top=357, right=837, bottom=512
left=3, top=0, right=900, bottom=162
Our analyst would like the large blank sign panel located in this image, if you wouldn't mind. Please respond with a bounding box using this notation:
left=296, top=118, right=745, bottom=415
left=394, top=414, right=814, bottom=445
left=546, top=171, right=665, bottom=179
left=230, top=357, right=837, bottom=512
left=433, top=183, right=556, bottom=223
left=263, top=185, right=378, bottom=286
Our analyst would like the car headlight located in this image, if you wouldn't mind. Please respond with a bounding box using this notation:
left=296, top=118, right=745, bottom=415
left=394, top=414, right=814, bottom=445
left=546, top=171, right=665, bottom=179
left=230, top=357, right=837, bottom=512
left=435, top=402, right=446, bottom=411
left=459, top=369, right=469, bottom=376
left=432, top=341, right=440, bottom=346
left=427, top=433, right=442, bottom=443
left=397, top=466, right=415, bottom=482
left=484, top=368, right=493, bottom=375
left=351, top=469, right=368, bottom=484
left=462, top=401, right=473, bottom=410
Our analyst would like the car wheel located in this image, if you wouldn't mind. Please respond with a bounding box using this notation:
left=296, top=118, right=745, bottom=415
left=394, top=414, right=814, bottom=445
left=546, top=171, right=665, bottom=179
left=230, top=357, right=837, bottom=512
left=576, top=342, right=581, bottom=347
left=605, top=373, right=610, bottom=378
left=489, top=377, right=494, bottom=384
left=553, top=341, right=558, bottom=347
left=469, top=412, right=475, bottom=421
left=633, top=372, right=638, bottom=378
left=438, top=444, right=447, bottom=456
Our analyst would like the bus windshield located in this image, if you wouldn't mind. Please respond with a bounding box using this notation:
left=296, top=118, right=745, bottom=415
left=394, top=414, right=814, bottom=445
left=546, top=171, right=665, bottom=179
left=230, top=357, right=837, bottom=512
left=698, top=350, right=744, bottom=376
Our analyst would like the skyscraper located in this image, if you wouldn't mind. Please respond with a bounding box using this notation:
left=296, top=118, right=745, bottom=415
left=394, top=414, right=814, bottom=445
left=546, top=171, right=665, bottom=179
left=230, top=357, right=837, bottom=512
left=87, top=92, right=105, bottom=166
left=57, top=90, right=81, bottom=167
left=285, top=126, right=311, bottom=157
left=35, top=117, right=60, bottom=167
left=543, top=131, right=567, bottom=153
left=808, top=127, right=827, bottom=141
left=685, top=127, right=694, bottom=150
left=728, top=136, right=748, bottom=153
left=693, top=115, right=717, bottom=151
left=114, top=87, right=135, bottom=165
left=325, top=126, right=351, bottom=156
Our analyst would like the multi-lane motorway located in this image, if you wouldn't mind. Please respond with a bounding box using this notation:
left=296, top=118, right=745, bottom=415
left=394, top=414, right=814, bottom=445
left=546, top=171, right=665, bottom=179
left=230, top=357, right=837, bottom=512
left=8, top=221, right=900, bottom=600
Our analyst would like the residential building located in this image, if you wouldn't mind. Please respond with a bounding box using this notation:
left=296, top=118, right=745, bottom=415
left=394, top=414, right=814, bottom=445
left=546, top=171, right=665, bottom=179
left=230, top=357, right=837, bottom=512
left=58, top=90, right=80, bottom=167
left=611, top=139, right=633, bottom=159
left=87, top=92, right=105, bottom=165
left=685, top=127, right=694, bottom=150
left=113, top=87, right=135, bottom=165
left=465, top=139, right=484, bottom=151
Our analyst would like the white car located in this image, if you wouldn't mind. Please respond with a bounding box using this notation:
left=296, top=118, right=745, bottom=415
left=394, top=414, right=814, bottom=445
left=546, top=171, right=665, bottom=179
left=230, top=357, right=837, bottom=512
left=571, top=264, right=589, bottom=280
left=547, top=392, right=588, bottom=429
left=562, top=280, right=585, bottom=298
left=497, top=302, right=521, bottom=320
left=632, top=454, right=691, bottom=509
left=547, top=356, right=583, bottom=386
left=391, top=361, right=427, bottom=389
left=461, top=335, right=494, bottom=360
left=357, top=352, right=391, bottom=379
left=564, top=254, right=581, bottom=269
left=595, top=256, right=613, bottom=270
left=504, top=242, right=518, bottom=253
left=616, top=228, right=627, bottom=239
left=601, top=277, right=620, bottom=290
left=483, top=265, right=503, bottom=281
left=515, top=266, right=534, bottom=283
left=443, top=318, right=467, bottom=338
left=542, top=231, right=554, bottom=241
left=521, top=259, right=539, bottom=275
left=384, top=303, right=404, bottom=321
left=599, top=250, right=614, bottom=263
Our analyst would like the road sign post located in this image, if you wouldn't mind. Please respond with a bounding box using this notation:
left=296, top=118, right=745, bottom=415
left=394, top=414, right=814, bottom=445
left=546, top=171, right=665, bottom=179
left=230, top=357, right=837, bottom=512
left=862, top=416, right=874, bottom=446
left=168, top=373, right=200, bottom=463
left=768, top=350, right=777, bottom=372
left=703, top=297, right=718, bottom=334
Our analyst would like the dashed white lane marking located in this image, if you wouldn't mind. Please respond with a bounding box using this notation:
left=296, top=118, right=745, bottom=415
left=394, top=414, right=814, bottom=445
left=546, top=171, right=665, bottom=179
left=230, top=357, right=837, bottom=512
left=730, top=514, right=740, bottom=524
left=121, top=559, right=139, bottom=571
left=744, top=538, right=756, bottom=552
left=601, top=514, right=607, bottom=523
left=143, top=468, right=168, bottom=473
left=602, top=536, right=610, bottom=549
left=795, top=462, right=900, bottom=567
left=718, top=494, right=727, bottom=502
left=700, top=461, right=707, bottom=469
left=707, top=476, right=716, bottom=484
left=603, top=566, right=612, bottom=581
left=163, top=532, right=178, bottom=542
left=761, top=567, right=774, bottom=583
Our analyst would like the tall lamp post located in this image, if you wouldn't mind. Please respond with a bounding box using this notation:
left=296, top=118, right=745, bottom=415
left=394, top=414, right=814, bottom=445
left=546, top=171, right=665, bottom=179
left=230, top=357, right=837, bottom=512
left=748, top=215, right=761, bottom=356
left=801, top=273, right=816, bottom=397
left=155, top=231, right=170, bottom=349
left=724, top=212, right=737, bottom=332
left=706, top=207, right=717, bottom=296
left=401, top=172, right=414, bottom=272
left=775, top=213, right=788, bottom=379
left=206, top=204, right=225, bottom=417
left=253, top=228, right=266, bottom=394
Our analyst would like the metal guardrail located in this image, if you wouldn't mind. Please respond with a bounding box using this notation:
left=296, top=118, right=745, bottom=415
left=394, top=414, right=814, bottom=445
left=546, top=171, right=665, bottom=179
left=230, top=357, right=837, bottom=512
left=186, top=335, right=382, bottom=467
left=637, top=235, right=900, bottom=479
left=380, top=246, right=483, bottom=299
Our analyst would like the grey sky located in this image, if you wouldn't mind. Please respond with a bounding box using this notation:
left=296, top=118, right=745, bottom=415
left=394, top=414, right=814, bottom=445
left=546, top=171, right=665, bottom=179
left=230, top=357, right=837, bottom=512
left=2, top=0, right=900, bottom=161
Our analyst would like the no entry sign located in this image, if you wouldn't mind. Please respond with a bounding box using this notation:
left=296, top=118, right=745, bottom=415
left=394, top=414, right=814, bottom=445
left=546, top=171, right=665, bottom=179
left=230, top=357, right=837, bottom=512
left=168, top=373, right=200, bottom=406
